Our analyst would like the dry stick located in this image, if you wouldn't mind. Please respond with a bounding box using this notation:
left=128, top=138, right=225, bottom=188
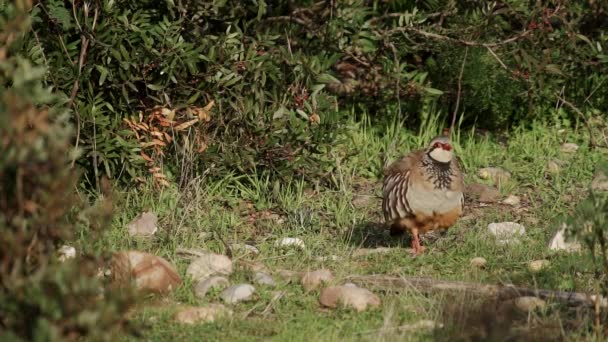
left=384, top=27, right=530, bottom=48
left=346, top=275, right=602, bottom=307
left=485, top=45, right=508, bottom=70
left=69, top=3, right=98, bottom=168
left=450, top=47, right=468, bottom=135
left=557, top=95, right=596, bottom=149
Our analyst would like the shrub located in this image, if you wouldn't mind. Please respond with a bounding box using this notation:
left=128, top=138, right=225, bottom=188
left=0, top=1, right=133, bottom=340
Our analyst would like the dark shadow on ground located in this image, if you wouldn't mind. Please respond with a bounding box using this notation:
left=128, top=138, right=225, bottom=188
left=345, top=220, right=411, bottom=249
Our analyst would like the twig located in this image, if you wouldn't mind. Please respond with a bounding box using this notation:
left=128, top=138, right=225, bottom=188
left=451, top=47, right=467, bottom=135
left=347, top=274, right=605, bottom=307
left=556, top=95, right=596, bottom=149
left=485, top=45, right=508, bottom=70
left=382, top=27, right=530, bottom=48
left=69, top=2, right=98, bottom=168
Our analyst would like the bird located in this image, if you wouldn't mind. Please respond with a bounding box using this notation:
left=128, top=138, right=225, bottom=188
left=382, top=136, right=464, bottom=254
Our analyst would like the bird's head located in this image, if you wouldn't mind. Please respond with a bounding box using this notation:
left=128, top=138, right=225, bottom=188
left=427, top=136, right=454, bottom=163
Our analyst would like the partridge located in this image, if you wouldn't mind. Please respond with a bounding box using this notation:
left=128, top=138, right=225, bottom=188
left=382, top=136, right=464, bottom=254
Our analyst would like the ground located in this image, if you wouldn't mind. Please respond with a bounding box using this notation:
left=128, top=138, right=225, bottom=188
left=81, top=118, right=607, bottom=341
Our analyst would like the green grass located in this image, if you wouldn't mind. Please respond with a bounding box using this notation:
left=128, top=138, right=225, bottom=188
left=77, top=116, right=607, bottom=341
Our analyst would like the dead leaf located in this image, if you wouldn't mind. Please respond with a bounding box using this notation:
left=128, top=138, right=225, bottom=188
left=174, top=118, right=199, bottom=131
left=111, top=250, right=182, bottom=294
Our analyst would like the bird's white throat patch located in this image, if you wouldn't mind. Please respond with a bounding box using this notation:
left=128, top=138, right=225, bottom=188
left=429, top=148, right=453, bottom=163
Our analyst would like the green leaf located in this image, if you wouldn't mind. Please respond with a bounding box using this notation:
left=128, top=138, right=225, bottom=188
left=146, top=84, right=164, bottom=91
left=424, top=87, right=443, bottom=95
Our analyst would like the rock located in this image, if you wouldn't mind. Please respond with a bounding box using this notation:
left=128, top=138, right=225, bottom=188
left=488, top=222, right=525, bottom=245
left=58, top=245, right=76, bottom=262
left=319, top=285, right=381, bottom=312
left=127, top=210, right=158, bottom=237
left=591, top=170, right=608, bottom=192
left=301, top=269, right=334, bottom=291
left=514, top=296, right=546, bottom=312
left=352, top=247, right=393, bottom=258
left=275, top=237, right=305, bottom=250
left=187, top=253, right=233, bottom=282
left=174, top=304, right=232, bottom=324
left=465, top=183, right=501, bottom=203
left=528, top=260, right=550, bottom=273
left=548, top=224, right=582, bottom=253
left=560, top=143, right=579, bottom=153
left=239, top=260, right=269, bottom=273
left=231, top=243, right=260, bottom=255
left=111, top=250, right=181, bottom=294
left=546, top=159, right=564, bottom=174
left=254, top=272, right=276, bottom=287
left=470, top=257, right=487, bottom=268
left=221, top=284, right=256, bottom=304
left=502, top=195, right=520, bottom=206
left=478, top=167, right=511, bottom=185
left=315, top=255, right=340, bottom=262
left=193, top=276, right=230, bottom=298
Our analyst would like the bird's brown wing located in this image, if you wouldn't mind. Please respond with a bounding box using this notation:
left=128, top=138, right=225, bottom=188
left=382, top=151, right=422, bottom=222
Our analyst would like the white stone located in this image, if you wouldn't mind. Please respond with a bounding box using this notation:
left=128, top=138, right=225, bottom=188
left=528, top=260, right=550, bottom=273
left=514, top=296, right=546, bottom=312
left=470, top=257, right=487, bottom=268
left=58, top=245, right=76, bottom=262
left=275, top=237, right=305, bottom=250
left=548, top=224, right=582, bottom=253
left=560, top=143, right=579, bottom=153
left=221, top=284, right=255, bottom=304
left=502, top=195, right=520, bottom=206
left=319, top=285, right=381, bottom=312
left=187, top=253, right=233, bottom=282
left=301, top=269, right=334, bottom=291
left=488, top=222, right=525, bottom=245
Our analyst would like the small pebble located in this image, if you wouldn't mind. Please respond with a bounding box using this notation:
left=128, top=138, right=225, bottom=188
left=193, top=276, right=230, bottom=299
left=502, top=195, right=520, bottom=206
left=560, top=143, right=579, bottom=153
left=528, top=260, right=550, bottom=273
left=470, top=257, right=487, bottom=268
left=319, top=285, right=381, bottom=312
left=514, top=296, right=546, bottom=312
left=488, top=222, right=525, bottom=245
left=478, top=167, right=511, bottom=184
left=301, top=269, right=334, bottom=291
left=254, top=272, right=276, bottom=287
left=275, top=237, right=305, bottom=250
left=58, top=245, right=76, bottom=262
left=174, top=304, right=232, bottom=324
left=316, top=255, right=340, bottom=262
left=546, top=159, right=563, bottom=174
left=591, top=170, right=608, bottom=192
left=187, top=253, right=233, bottom=282
left=127, top=210, right=158, bottom=237
left=221, top=284, right=256, bottom=304
left=548, top=224, right=582, bottom=253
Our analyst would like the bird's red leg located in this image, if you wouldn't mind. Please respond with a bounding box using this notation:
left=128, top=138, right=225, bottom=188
left=410, top=228, right=426, bottom=254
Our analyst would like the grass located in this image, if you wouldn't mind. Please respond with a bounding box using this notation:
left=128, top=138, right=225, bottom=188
left=77, top=115, right=607, bottom=341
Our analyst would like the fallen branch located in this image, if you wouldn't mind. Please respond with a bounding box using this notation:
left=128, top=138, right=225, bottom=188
left=347, top=274, right=604, bottom=307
